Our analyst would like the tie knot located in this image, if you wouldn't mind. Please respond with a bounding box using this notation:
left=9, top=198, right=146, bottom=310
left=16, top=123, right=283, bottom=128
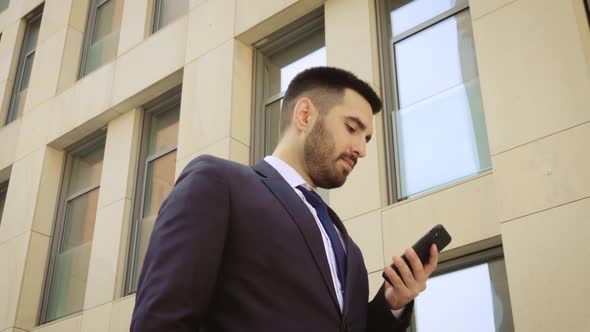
left=296, top=185, right=325, bottom=209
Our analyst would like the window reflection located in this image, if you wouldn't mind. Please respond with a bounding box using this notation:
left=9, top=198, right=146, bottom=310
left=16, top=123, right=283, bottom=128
left=392, top=8, right=491, bottom=197
left=414, top=259, right=515, bottom=332
left=129, top=99, right=180, bottom=292
left=155, top=0, right=189, bottom=31
left=280, top=47, right=326, bottom=92
left=148, top=105, right=180, bottom=156
left=46, top=138, right=105, bottom=322
left=143, top=150, right=177, bottom=218
left=390, top=0, right=468, bottom=37
left=263, top=28, right=325, bottom=155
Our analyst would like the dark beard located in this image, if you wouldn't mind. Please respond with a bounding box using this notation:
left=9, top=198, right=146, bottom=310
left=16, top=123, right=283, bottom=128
left=303, top=117, right=347, bottom=189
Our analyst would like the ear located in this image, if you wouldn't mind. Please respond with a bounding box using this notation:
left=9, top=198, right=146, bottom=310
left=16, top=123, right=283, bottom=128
left=292, top=97, right=314, bottom=133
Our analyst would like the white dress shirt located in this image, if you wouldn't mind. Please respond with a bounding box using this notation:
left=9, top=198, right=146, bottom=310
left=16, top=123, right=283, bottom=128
left=264, top=156, right=405, bottom=319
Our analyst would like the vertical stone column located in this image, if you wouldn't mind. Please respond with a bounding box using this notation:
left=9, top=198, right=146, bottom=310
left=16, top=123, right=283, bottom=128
left=80, top=109, right=141, bottom=329
left=0, top=146, right=64, bottom=331
left=324, top=0, right=383, bottom=220
left=177, top=0, right=249, bottom=175
left=471, top=0, right=590, bottom=330
left=23, top=0, right=76, bottom=113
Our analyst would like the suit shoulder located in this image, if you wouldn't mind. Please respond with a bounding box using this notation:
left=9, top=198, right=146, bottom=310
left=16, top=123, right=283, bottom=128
left=180, top=154, right=248, bottom=179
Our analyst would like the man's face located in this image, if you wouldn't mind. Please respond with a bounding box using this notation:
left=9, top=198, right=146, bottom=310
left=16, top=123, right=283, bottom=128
left=303, top=88, right=374, bottom=189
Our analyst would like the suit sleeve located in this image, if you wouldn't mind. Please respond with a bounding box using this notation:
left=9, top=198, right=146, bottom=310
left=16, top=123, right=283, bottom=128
left=366, top=284, right=414, bottom=332
left=131, top=156, right=230, bottom=332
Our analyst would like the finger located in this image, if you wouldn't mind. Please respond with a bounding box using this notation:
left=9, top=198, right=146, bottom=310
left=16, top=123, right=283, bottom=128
left=406, top=248, right=425, bottom=281
left=384, top=262, right=406, bottom=291
left=393, top=255, right=416, bottom=289
left=424, top=244, right=439, bottom=275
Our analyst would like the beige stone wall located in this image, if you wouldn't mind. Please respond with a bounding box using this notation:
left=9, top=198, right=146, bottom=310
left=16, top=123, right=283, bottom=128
left=0, top=0, right=587, bottom=331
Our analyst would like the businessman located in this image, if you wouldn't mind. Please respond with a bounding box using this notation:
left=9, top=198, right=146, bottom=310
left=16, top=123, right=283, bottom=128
left=131, top=66, right=439, bottom=332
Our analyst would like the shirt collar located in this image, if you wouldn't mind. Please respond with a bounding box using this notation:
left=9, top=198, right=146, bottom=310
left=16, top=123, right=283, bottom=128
left=264, top=155, right=309, bottom=189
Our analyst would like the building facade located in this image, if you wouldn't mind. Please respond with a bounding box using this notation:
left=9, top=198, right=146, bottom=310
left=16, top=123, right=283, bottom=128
left=0, top=0, right=589, bottom=331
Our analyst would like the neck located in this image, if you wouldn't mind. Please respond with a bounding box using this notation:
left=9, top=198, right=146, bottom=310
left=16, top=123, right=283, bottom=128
left=272, top=140, right=316, bottom=189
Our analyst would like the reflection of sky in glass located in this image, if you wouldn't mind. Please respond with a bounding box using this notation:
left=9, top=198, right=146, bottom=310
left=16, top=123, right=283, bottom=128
left=395, top=14, right=477, bottom=108
left=398, top=80, right=486, bottom=196
left=394, top=11, right=490, bottom=197
left=280, top=47, right=326, bottom=92
left=390, top=0, right=467, bottom=37
left=415, top=263, right=497, bottom=332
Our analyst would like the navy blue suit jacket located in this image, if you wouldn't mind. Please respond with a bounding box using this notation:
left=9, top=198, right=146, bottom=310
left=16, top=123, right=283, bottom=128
left=131, top=155, right=413, bottom=331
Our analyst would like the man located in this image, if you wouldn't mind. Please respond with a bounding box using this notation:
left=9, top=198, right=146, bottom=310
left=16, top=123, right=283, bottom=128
left=131, top=67, right=438, bottom=332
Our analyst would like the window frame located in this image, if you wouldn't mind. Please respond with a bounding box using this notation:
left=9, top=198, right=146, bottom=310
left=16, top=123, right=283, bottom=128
left=5, top=6, right=43, bottom=124
left=0, top=180, right=8, bottom=224
left=78, top=0, right=113, bottom=79
left=152, top=0, right=164, bottom=33
left=250, top=8, right=325, bottom=164
left=408, top=243, right=511, bottom=331
left=376, top=0, right=488, bottom=204
left=39, top=131, right=106, bottom=324
left=151, top=0, right=189, bottom=34
left=124, top=87, right=181, bottom=295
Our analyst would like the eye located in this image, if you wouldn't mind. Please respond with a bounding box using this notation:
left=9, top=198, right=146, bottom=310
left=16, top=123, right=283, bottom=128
left=346, top=124, right=356, bottom=134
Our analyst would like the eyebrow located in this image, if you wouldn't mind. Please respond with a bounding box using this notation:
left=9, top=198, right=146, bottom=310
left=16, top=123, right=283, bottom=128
left=345, top=116, right=372, bottom=142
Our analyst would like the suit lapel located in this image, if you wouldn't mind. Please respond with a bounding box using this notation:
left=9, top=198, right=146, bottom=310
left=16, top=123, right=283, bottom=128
left=253, top=161, right=341, bottom=313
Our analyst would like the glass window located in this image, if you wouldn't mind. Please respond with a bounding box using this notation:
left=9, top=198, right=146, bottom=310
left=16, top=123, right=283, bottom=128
left=379, top=0, right=492, bottom=200
left=253, top=10, right=326, bottom=162
left=252, top=10, right=330, bottom=200
left=411, top=249, right=514, bottom=331
left=0, top=0, right=8, bottom=13
left=80, top=0, right=121, bottom=77
left=153, top=0, right=189, bottom=32
left=0, top=182, right=8, bottom=225
left=5, top=9, right=42, bottom=124
left=42, top=136, right=105, bottom=323
left=126, top=93, right=180, bottom=293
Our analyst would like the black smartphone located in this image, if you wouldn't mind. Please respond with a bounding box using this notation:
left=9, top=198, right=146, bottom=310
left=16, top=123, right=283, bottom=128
left=382, top=224, right=452, bottom=286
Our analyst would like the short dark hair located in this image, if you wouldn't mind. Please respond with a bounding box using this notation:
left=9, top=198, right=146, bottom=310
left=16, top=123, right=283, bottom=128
left=279, top=66, right=382, bottom=134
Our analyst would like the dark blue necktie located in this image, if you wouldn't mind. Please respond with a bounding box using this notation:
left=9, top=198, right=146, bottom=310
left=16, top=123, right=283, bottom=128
left=297, top=185, right=347, bottom=291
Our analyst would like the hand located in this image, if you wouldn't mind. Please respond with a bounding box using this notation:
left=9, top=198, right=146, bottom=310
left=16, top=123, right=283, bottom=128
left=382, top=244, right=439, bottom=310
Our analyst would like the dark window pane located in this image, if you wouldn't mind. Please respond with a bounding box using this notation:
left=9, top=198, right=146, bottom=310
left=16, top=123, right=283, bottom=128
left=60, top=189, right=100, bottom=252
left=130, top=214, right=156, bottom=291
left=19, top=52, right=35, bottom=91
left=6, top=12, right=41, bottom=124
left=82, top=0, right=119, bottom=75
left=264, top=99, right=282, bottom=156
left=93, top=0, right=114, bottom=42
left=156, top=0, right=189, bottom=31
left=23, top=16, right=41, bottom=54
left=68, top=144, right=105, bottom=195
left=142, top=150, right=177, bottom=218
left=130, top=150, right=177, bottom=291
left=389, top=0, right=467, bottom=37
left=46, top=238, right=93, bottom=321
left=47, top=188, right=99, bottom=321
left=0, top=0, right=9, bottom=13
left=148, top=104, right=180, bottom=156
left=0, top=186, right=7, bottom=224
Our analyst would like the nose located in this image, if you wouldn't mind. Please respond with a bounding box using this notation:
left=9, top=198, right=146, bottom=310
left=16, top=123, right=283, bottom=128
left=352, top=138, right=367, bottom=159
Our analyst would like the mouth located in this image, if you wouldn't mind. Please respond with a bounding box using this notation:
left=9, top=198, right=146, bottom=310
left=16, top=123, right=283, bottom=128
left=340, top=157, right=356, bottom=172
